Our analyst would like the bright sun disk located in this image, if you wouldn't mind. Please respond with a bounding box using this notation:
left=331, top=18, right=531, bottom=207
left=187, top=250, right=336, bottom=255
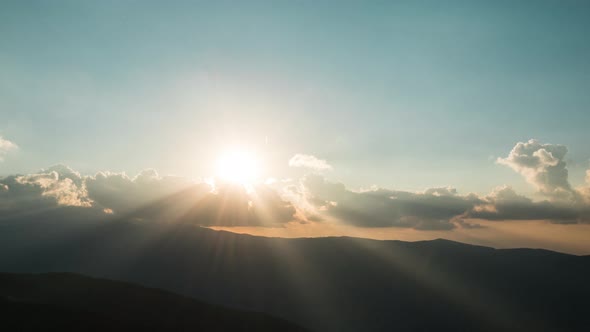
left=216, top=150, right=259, bottom=185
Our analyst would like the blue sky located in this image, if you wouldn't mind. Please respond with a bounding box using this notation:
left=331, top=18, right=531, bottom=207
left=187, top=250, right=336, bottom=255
left=2, top=0, right=590, bottom=195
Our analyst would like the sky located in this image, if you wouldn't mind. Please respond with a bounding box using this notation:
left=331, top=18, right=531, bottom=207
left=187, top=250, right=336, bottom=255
left=1, top=1, right=590, bottom=253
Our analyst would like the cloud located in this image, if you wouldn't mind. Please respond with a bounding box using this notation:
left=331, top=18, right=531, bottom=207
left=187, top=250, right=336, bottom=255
left=85, top=169, right=193, bottom=214
left=467, top=185, right=590, bottom=224
left=576, top=169, right=590, bottom=205
left=2, top=146, right=590, bottom=231
left=0, top=136, right=18, bottom=161
left=290, top=141, right=590, bottom=226
left=0, top=166, right=297, bottom=227
left=423, top=187, right=458, bottom=197
left=0, top=165, right=101, bottom=224
left=292, top=175, right=481, bottom=230
left=86, top=170, right=297, bottom=227
left=15, top=171, right=91, bottom=208
left=278, top=173, right=590, bottom=229
left=0, top=164, right=91, bottom=213
left=497, top=139, right=573, bottom=199
left=156, top=182, right=296, bottom=227
left=289, top=154, right=332, bottom=171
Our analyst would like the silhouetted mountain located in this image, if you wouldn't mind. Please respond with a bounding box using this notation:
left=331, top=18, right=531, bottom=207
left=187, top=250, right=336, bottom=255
left=1, top=219, right=589, bottom=331
left=0, top=272, right=306, bottom=331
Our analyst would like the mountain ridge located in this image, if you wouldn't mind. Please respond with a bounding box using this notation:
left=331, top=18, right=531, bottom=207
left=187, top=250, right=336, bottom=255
left=209, top=227, right=586, bottom=256
left=1, top=221, right=588, bottom=331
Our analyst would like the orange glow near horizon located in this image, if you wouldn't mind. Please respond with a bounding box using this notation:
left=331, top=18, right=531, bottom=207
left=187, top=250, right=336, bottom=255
left=210, top=219, right=590, bottom=255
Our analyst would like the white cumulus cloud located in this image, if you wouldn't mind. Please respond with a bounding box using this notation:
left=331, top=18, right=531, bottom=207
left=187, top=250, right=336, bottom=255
left=0, top=136, right=18, bottom=161
left=289, top=154, right=332, bottom=171
left=497, top=139, right=573, bottom=199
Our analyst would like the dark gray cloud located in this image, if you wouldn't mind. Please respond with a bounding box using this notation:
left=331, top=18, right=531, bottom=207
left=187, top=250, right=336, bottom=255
left=286, top=174, right=590, bottom=230
left=467, top=186, right=590, bottom=224
left=85, top=169, right=194, bottom=214
left=296, top=175, right=481, bottom=230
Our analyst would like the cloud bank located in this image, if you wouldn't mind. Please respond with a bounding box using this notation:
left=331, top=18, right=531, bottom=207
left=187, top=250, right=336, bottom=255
left=279, top=140, right=590, bottom=229
left=1, top=139, right=590, bottom=231
left=282, top=175, right=589, bottom=230
left=0, top=165, right=296, bottom=227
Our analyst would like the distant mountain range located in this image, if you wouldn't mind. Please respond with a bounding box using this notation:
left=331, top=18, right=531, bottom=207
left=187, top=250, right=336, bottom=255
left=1, top=219, right=589, bottom=331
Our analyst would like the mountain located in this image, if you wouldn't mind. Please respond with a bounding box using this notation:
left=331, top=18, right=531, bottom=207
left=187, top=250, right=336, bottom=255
left=1, top=219, right=589, bottom=331
left=0, top=272, right=306, bottom=331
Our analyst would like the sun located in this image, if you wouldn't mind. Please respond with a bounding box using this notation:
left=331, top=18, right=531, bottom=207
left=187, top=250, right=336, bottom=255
left=215, top=149, right=260, bottom=186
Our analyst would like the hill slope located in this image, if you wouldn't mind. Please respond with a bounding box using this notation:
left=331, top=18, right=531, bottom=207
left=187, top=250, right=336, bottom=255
left=0, top=272, right=306, bottom=331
